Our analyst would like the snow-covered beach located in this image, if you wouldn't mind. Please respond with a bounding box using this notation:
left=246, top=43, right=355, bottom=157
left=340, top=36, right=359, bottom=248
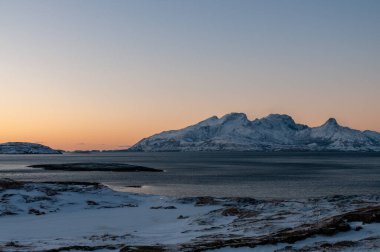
left=1, top=179, right=380, bottom=252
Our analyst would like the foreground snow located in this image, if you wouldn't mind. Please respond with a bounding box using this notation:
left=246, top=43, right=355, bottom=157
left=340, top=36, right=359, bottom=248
left=1, top=181, right=380, bottom=251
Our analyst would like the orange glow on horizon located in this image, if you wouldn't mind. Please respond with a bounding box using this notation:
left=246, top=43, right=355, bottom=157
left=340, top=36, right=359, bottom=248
left=1, top=110, right=379, bottom=151
left=1, top=1, right=379, bottom=151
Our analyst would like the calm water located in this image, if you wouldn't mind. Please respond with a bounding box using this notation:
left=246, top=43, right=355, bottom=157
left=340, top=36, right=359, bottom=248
left=1, top=152, right=380, bottom=199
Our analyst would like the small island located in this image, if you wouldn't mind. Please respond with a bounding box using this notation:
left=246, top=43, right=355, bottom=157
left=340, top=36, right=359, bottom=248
left=0, top=142, right=62, bottom=154
left=28, top=163, right=163, bottom=172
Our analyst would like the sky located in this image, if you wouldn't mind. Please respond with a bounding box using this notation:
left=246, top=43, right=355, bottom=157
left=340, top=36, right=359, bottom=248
left=1, top=0, right=380, bottom=150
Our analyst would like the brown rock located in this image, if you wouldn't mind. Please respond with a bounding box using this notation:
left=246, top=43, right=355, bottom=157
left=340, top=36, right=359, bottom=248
left=0, top=179, right=23, bottom=190
left=195, top=197, right=217, bottom=206
left=221, top=207, right=257, bottom=218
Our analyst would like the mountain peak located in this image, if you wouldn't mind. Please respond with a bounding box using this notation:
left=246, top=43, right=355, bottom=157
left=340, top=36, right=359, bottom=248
left=261, top=114, right=298, bottom=127
left=221, top=112, right=248, bottom=122
left=324, top=118, right=339, bottom=127
left=266, top=114, right=294, bottom=122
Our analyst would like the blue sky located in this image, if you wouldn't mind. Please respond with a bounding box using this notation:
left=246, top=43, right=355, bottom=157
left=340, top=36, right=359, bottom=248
left=1, top=0, right=380, bottom=149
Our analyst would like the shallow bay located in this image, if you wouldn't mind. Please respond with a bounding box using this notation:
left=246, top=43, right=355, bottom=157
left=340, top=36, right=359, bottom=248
left=1, top=152, right=380, bottom=199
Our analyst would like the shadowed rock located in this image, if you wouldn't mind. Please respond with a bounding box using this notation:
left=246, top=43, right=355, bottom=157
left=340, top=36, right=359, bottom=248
left=221, top=207, right=258, bottom=218
left=120, top=245, right=166, bottom=252
left=28, top=163, right=163, bottom=172
left=0, top=179, right=23, bottom=190
left=44, top=244, right=123, bottom=252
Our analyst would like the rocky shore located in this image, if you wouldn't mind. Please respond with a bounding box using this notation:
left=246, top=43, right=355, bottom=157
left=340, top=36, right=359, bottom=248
left=1, top=179, right=380, bottom=251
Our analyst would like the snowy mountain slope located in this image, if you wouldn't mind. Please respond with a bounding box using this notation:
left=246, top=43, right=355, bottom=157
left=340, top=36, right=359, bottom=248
left=0, top=142, right=62, bottom=154
left=302, top=118, right=380, bottom=151
left=129, top=113, right=380, bottom=152
left=363, top=130, right=380, bottom=142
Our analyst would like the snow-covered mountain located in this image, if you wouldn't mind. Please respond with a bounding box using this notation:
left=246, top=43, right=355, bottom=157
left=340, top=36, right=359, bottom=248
left=0, top=142, right=62, bottom=154
left=129, top=113, right=380, bottom=152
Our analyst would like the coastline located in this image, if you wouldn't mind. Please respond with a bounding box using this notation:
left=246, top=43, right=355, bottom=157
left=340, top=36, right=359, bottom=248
left=1, top=179, right=380, bottom=251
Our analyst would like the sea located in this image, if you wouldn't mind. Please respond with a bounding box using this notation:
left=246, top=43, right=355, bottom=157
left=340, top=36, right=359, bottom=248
left=1, top=152, right=380, bottom=199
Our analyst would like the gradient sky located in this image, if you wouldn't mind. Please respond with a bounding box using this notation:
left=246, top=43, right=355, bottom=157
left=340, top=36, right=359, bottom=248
left=1, top=0, right=380, bottom=150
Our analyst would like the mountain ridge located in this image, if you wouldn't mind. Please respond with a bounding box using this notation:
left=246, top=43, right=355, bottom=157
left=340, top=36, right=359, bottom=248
left=0, top=142, right=62, bottom=154
left=129, top=113, right=380, bottom=152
